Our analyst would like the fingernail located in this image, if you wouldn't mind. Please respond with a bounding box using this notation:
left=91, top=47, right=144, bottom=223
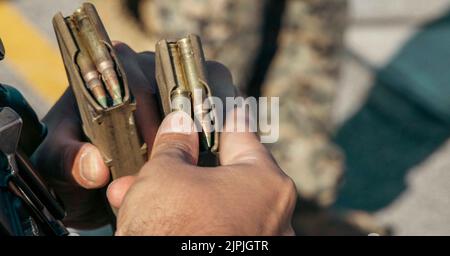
left=158, top=111, right=194, bottom=135
left=79, top=146, right=101, bottom=183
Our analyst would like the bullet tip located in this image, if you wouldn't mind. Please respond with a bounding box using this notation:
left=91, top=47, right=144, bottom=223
left=98, top=97, right=108, bottom=108
left=112, top=88, right=123, bottom=106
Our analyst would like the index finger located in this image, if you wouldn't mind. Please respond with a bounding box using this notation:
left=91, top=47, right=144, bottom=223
left=219, top=106, right=274, bottom=166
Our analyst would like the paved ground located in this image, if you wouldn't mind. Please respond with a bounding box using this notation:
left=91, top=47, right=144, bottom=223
left=0, top=0, right=449, bottom=235
left=0, top=0, right=83, bottom=117
left=334, top=0, right=450, bottom=235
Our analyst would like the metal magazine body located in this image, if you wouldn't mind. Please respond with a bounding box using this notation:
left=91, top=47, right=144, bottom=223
left=155, top=34, right=237, bottom=166
left=52, top=3, right=147, bottom=180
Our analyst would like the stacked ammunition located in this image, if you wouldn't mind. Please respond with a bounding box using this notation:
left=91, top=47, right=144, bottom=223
left=171, top=37, right=212, bottom=151
left=156, top=35, right=219, bottom=166
left=68, top=8, right=122, bottom=108
left=54, top=3, right=230, bottom=171
left=53, top=3, right=147, bottom=180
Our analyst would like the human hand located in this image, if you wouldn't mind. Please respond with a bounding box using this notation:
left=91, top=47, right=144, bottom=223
left=109, top=109, right=297, bottom=235
left=31, top=43, right=161, bottom=229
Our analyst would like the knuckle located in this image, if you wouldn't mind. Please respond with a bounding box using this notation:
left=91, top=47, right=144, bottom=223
left=284, top=176, right=297, bottom=197
left=111, top=40, right=124, bottom=46
left=138, top=51, right=155, bottom=58
left=113, top=41, right=130, bottom=52
left=206, top=60, right=227, bottom=70
left=152, top=137, right=197, bottom=164
left=113, top=43, right=137, bottom=61
left=277, top=175, right=298, bottom=207
left=156, top=139, right=193, bottom=155
left=206, top=61, right=233, bottom=81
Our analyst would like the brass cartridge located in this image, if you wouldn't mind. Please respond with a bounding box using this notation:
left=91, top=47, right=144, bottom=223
left=53, top=3, right=147, bottom=180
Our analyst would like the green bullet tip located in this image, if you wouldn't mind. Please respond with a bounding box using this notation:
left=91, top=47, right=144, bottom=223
left=112, top=89, right=123, bottom=106
left=112, top=98, right=123, bottom=106
left=98, top=97, right=108, bottom=108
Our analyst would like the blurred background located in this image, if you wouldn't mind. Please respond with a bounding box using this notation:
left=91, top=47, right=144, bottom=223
left=0, top=0, right=449, bottom=235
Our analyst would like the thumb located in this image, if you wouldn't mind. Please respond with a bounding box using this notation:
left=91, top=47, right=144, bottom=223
left=150, top=111, right=199, bottom=165
left=107, top=111, right=199, bottom=209
left=71, top=143, right=110, bottom=189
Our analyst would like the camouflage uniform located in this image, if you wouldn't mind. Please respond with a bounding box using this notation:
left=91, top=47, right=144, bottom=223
left=263, top=0, right=347, bottom=207
left=93, top=0, right=386, bottom=235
